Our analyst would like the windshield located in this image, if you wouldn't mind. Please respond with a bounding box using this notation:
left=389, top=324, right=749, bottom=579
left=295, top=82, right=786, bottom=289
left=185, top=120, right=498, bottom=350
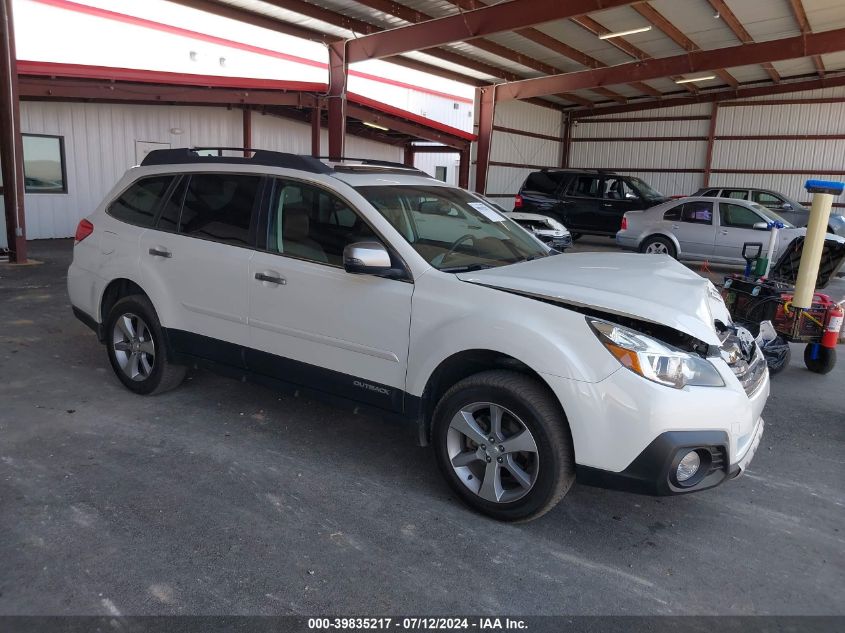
left=355, top=185, right=549, bottom=272
left=751, top=203, right=795, bottom=228
left=627, top=177, right=665, bottom=201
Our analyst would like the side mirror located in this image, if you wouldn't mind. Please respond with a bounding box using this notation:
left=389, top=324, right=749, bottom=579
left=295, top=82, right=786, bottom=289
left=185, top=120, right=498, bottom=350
left=343, top=241, right=393, bottom=275
left=781, top=202, right=793, bottom=211
left=752, top=221, right=770, bottom=231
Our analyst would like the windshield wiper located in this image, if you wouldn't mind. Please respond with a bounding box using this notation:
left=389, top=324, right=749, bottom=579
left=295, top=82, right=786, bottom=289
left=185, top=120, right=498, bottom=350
left=440, top=263, right=498, bottom=273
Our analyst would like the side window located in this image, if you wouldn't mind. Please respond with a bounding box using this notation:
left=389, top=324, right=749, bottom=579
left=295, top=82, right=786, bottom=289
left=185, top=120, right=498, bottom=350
left=567, top=175, right=601, bottom=198
left=107, top=176, right=174, bottom=228
left=680, top=201, right=713, bottom=225
left=523, top=171, right=562, bottom=196
left=268, top=179, right=376, bottom=266
left=602, top=177, right=638, bottom=200
left=663, top=206, right=681, bottom=221
left=156, top=177, right=185, bottom=232
left=178, top=174, right=260, bottom=247
left=721, top=203, right=762, bottom=228
left=752, top=191, right=784, bottom=209
left=701, top=189, right=720, bottom=197
left=724, top=189, right=749, bottom=200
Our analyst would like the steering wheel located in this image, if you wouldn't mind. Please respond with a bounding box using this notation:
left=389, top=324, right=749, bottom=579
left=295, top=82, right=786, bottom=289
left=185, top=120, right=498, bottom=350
left=439, top=233, right=476, bottom=266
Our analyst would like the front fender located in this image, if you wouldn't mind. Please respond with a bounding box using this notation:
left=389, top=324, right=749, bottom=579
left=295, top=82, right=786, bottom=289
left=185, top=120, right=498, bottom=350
left=405, top=271, right=620, bottom=398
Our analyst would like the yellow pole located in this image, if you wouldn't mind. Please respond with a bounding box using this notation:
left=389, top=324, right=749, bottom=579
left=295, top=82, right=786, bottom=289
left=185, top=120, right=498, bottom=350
left=793, top=192, right=834, bottom=308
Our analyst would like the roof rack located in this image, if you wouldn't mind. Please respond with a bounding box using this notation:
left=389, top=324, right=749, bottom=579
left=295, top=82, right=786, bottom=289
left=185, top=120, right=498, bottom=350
left=318, top=156, right=428, bottom=175
left=140, top=147, right=333, bottom=174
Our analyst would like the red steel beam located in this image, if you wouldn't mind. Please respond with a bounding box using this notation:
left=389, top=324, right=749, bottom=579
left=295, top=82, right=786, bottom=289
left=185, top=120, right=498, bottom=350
left=345, top=104, right=469, bottom=149
left=474, top=87, right=495, bottom=194
left=310, top=106, right=321, bottom=157
left=494, top=28, right=845, bottom=101
left=327, top=40, right=346, bottom=160
left=632, top=3, right=739, bottom=88
left=458, top=147, right=470, bottom=189
left=569, top=73, right=845, bottom=118
left=242, top=107, right=251, bottom=157
left=344, top=0, right=641, bottom=63
left=707, top=0, right=781, bottom=83
left=702, top=104, right=719, bottom=186
left=571, top=14, right=698, bottom=95
left=785, top=0, right=826, bottom=78
left=0, top=0, right=26, bottom=262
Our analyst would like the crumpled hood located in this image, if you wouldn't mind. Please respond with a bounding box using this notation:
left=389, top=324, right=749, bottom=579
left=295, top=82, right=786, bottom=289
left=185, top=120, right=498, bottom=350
left=457, top=252, right=731, bottom=346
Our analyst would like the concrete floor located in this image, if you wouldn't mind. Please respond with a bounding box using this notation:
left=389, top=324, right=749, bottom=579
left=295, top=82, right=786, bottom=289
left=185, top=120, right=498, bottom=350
left=1, top=239, right=843, bottom=616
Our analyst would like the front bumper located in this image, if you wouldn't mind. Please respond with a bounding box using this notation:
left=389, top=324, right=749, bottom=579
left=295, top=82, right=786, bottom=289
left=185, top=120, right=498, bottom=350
left=577, top=418, right=764, bottom=495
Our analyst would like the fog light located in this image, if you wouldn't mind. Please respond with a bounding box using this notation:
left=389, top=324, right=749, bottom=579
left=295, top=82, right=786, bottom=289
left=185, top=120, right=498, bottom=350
left=676, top=450, right=701, bottom=483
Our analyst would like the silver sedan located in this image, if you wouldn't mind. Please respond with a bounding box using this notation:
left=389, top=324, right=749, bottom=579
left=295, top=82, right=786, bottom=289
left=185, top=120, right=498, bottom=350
left=616, top=196, right=845, bottom=265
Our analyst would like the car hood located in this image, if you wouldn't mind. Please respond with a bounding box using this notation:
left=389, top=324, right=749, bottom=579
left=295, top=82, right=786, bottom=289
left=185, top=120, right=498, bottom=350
left=457, top=253, right=731, bottom=346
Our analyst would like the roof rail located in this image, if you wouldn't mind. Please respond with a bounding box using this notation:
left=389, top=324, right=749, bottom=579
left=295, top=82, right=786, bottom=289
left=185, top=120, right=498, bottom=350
left=318, top=156, right=428, bottom=174
left=140, top=147, right=333, bottom=174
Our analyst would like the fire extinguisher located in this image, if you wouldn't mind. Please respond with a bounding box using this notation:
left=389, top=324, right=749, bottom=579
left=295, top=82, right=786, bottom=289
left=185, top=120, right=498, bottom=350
left=821, top=302, right=844, bottom=348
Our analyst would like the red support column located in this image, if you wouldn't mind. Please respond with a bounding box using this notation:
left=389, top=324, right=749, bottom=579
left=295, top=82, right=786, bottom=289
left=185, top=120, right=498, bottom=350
left=311, top=105, right=321, bottom=157
left=0, top=0, right=26, bottom=262
left=327, top=40, right=347, bottom=160
left=458, top=146, right=470, bottom=189
left=242, top=107, right=251, bottom=156
left=474, top=86, right=495, bottom=194
left=702, top=103, right=719, bottom=187
left=403, top=144, right=414, bottom=167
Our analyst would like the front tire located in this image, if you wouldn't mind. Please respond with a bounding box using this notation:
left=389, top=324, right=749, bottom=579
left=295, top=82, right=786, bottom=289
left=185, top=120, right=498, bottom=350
left=803, top=344, right=836, bottom=374
left=432, top=370, right=574, bottom=522
left=106, top=295, right=186, bottom=395
left=641, top=235, right=677, bottom=258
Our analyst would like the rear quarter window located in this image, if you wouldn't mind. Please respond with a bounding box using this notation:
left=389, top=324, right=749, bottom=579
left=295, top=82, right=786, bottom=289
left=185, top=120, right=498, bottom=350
left=107, top=176, right=174, bottom=227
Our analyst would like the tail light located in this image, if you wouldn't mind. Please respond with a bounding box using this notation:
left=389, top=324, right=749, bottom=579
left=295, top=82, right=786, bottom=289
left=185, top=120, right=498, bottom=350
left=620, top=215, right=628, bottom=230
left=514, top=194, right=523, bottom=209
left=75, top=219, right=94, bottom=243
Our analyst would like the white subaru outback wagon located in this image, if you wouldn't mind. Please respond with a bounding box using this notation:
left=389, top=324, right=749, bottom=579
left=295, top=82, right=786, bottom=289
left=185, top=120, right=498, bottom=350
left=68, top=148, right=768, bottom=521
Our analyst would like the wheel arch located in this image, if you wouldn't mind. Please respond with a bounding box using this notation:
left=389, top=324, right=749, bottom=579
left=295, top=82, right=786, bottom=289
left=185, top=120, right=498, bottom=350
left=100, top=278, right=150, bottom=326
left=416, top=349, right=569, bottom=448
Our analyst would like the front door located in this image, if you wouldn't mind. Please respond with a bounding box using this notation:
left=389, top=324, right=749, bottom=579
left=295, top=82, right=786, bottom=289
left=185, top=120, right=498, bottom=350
left=139, top=173, right=263, bottom=364
left=247, top=178, right=413, bottom=413
left=713, top=201, right=769, bottom=262
left=669, top=200, right=716, bottom=258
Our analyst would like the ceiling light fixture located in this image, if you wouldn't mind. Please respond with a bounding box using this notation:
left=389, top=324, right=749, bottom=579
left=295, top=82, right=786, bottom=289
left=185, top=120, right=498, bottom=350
left=675, top=75, right=717, bottom=84
left=598, top=25, right=652, bottom=40
left=363, top=121, right=389, bottom=131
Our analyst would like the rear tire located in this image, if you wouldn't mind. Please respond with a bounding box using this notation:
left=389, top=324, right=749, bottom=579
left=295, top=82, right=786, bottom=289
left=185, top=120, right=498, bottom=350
left=432, top=370, right=574, bottom=522
left=641, top=235, right=677, bottom=259
left=803, top=344, right=836, bottom=374
left=105, top=295, right=186, bottom=395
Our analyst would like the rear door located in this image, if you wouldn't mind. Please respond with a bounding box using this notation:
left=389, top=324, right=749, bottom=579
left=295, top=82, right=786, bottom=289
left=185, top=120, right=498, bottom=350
left=247, top=178, right=413, bottom=412
left=561, top=174, right=603, bottom=232
left=598, top=175, right=642, bottom=233
left=518, top=171, right=565, bottom=215
left=714, top=201, right=768, bottom=262
left=670, top=200, right=716, bottom=258
left=139, top=172, right=263, bottom=364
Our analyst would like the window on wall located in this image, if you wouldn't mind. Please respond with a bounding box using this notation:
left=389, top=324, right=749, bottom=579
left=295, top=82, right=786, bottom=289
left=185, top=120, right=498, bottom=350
left=435, top=166, right=447, bottom=182
left=23, top=134, right=67, bottom=194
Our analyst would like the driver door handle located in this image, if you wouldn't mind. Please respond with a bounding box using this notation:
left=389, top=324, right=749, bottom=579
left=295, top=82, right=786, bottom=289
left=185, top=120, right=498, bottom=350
left=255, top=272, right=286, bottom=285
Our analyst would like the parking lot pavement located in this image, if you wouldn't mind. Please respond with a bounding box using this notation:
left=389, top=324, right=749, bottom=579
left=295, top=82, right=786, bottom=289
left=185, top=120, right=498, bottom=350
left=1, top=240, right=843, bottom=616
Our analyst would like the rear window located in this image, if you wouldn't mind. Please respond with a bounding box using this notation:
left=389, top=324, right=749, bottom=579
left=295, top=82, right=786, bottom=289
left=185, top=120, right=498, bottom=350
left=107, top=176, right=174, bottom=227
left=177, top=174, right=261, bottom=247
left=680, top=201, right=713, bottom=224
left=523, top=172, right=565, bottom=196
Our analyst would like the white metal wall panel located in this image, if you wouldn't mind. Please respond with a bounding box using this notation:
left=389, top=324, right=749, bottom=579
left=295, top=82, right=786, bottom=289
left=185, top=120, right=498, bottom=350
left=494, top=101, right=563, bottom=136
left=570, top=140, right=706, bottom=170
left=19, top=102, right=241, bottom=240
left=572, top=119, right=710, bottom=138
left=491, top=132, right=559, bottom=166
left=717, top=102, right=845, bottom=135
left=18, top=102, right=401, bottom=240
left=413, top=153, right=460, bottom=186
left=485, top=166, right=534, bottom=199
left=712, top=139, right=845, bottom=171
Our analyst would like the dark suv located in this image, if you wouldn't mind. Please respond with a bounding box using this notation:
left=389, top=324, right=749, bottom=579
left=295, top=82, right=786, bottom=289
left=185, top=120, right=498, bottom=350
left=515, top=169, right=668, bottom=237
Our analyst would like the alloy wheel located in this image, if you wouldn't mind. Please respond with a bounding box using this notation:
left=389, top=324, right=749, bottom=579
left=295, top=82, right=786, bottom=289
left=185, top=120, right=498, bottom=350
left=111, top=312, right=156, bottom=382
left=446, top=402, right=539, bottom=503
left=645, top=241, right=669, bottom=254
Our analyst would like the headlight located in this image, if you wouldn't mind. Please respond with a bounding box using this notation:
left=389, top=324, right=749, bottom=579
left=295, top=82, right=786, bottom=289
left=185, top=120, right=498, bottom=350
left=588, top=318, right=724, bottom=389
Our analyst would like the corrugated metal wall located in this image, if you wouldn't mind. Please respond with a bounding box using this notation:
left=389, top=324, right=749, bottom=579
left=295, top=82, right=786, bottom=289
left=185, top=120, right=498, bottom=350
left=2, top=101, right=401, bottom=244
left=413, top=152, right=460, bottom=185
left=483, top=100, right=564, bottom=209
left=570, top=92, right=845, bottom=203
